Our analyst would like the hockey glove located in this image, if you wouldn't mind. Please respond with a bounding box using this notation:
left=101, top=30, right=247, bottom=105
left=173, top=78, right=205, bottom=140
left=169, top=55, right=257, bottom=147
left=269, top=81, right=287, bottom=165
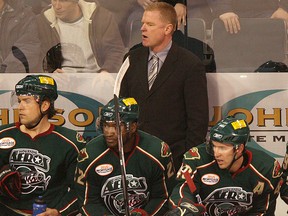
left=130, top=208, right=149, bottom=216
left=165, top=202, right=206, bottom=216
left=0, top=165, right=21, bottom=200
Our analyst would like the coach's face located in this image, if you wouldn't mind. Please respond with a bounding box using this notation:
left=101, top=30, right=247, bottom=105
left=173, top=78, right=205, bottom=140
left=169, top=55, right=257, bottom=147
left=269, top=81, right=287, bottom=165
left=141, top=10, right=173, bottom=53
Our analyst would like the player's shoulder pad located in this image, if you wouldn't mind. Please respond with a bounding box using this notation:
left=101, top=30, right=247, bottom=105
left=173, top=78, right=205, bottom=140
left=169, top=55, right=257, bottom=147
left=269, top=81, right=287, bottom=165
left=137, top=130, right=172, bottom=158
left=247, top=147, right=277, bottom=168
left=0, top=123, right=17, bottom=133
left=53, top=125, right=86, bottom=145
left=247, top=146, right=282, bottom=178
left=183, top=143, right=212, bottom=167
left=184, top=143, right=206, bottom=159
left=77, top=135, right=108, bottom=164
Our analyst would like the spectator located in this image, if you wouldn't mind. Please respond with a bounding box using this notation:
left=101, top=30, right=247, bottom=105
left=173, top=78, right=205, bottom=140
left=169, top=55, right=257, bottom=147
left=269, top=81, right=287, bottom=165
left=0, top=75, right=86, bottom=215
left=75, top=97, right=176, bottom=215
left=208, top=0, right=288, bottom=34
left=167, top=116, right=282, bottom=215
left=0, top=0, right=41, bottom=73
left=119, top=2, right=209, bottom=171
left=36, top=0, right=125, bottom=73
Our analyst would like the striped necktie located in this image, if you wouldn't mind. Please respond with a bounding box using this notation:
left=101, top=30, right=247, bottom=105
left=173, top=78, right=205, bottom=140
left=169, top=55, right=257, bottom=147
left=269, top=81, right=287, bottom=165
left=148, top=55, right=159, bottom=90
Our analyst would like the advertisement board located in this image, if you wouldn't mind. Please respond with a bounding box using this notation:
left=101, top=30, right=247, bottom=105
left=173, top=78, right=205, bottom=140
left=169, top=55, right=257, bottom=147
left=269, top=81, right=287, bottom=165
left=207, top=73, right=287, bottom=162
left=0, top=73, right=286, bottom=161
left=0, top=73, right=286, bottom=213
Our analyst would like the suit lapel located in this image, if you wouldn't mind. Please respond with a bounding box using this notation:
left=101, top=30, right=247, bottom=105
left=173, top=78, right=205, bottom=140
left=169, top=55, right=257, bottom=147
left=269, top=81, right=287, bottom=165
left=132, top=48, right=150, bottom=93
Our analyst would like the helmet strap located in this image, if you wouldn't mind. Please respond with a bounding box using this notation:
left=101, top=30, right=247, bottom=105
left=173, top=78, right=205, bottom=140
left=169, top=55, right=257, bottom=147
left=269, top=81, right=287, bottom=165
left=227, top=147, right=243, bottom=172
left=122, top=122, right=137, bottom=147
left=122, top=131, right=136, bottom=153
left=25, top=100, right=46, bottom=129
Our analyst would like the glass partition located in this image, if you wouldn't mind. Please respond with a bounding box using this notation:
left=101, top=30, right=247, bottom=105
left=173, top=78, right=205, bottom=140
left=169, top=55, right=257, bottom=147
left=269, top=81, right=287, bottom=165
left=1, top=0, right=287, bottom=73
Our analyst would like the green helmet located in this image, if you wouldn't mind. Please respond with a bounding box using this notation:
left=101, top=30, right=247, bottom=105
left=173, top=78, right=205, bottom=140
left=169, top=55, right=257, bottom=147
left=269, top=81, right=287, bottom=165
left=101, top=97, right=139, bottom=124
left=15, top=75, right=58, bottom=101
left=209, top=116, right=250, bottom=146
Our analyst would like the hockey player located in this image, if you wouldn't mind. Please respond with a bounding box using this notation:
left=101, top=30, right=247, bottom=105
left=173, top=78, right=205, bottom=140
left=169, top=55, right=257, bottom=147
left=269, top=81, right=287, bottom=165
left=0, top=75, right=85, bottom=215
left=167, top=116, right=282, bottom=216
left=75, top=97, right=176, bottom=215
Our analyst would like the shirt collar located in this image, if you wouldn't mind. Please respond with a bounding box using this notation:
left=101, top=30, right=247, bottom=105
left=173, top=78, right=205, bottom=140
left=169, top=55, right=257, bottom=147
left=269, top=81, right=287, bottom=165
left=149, top=41, right=172, bottom=63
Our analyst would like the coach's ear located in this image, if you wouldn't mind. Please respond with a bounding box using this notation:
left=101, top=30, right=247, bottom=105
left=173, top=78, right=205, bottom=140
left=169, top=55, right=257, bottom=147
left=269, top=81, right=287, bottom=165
left=164, top=23, right=174, bottom=35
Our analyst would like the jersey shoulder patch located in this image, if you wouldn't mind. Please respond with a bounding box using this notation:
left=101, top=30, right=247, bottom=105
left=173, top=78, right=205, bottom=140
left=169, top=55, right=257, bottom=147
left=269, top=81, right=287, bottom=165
left=161, top=142, right=172, bottom=158
left=185, top=147, right=201, bottom=160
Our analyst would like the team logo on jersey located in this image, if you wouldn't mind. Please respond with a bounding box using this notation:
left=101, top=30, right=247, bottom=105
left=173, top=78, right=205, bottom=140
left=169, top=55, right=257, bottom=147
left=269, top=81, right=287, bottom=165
left=181, top=202, right=200, bottom=213
left=161, top=142, right=172, bottom=157
left=201, top=173, right=220, bottom=185
left=9, top=148, right=51, bottom=194
left=76, top=132, right=86, bottom=143
left=0, top=137, right=16, bottom=149
left=101, top=174, right=149, bottom=215
left=203, top=187, right=253, bottom=215
left=78, top=148, right=89, bottom=162
left=185, top=147, right=200, bottom=160
left=96, top=164, right=113, bottom=176
left=272, top=160, right=282, bottom=178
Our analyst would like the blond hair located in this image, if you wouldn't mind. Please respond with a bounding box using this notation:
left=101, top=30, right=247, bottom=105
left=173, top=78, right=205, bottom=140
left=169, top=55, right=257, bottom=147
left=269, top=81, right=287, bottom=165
left=145, top=2, right=177, bottom=30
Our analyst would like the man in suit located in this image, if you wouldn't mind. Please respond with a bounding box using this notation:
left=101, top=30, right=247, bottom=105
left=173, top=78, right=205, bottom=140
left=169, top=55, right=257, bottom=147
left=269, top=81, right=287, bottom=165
left=119, top=2, right=209, bottom=171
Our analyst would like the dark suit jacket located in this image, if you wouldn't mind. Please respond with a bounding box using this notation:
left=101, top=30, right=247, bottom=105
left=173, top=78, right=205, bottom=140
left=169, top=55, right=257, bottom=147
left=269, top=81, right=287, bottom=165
left=119, top=43, right=209, bottom=165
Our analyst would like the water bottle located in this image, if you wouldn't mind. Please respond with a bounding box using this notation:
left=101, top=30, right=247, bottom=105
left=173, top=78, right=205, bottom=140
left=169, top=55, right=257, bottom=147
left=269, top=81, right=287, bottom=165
left=32, top=196, right=47, bottom=216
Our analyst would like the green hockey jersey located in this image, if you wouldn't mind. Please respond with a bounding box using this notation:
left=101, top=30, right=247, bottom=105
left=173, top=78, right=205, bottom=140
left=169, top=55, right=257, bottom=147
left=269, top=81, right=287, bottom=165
left=75, top=130, right=176, bottom=216
left=0, top=122, right=86, bottom=215
left=169, top=143, right=282, bottom=216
